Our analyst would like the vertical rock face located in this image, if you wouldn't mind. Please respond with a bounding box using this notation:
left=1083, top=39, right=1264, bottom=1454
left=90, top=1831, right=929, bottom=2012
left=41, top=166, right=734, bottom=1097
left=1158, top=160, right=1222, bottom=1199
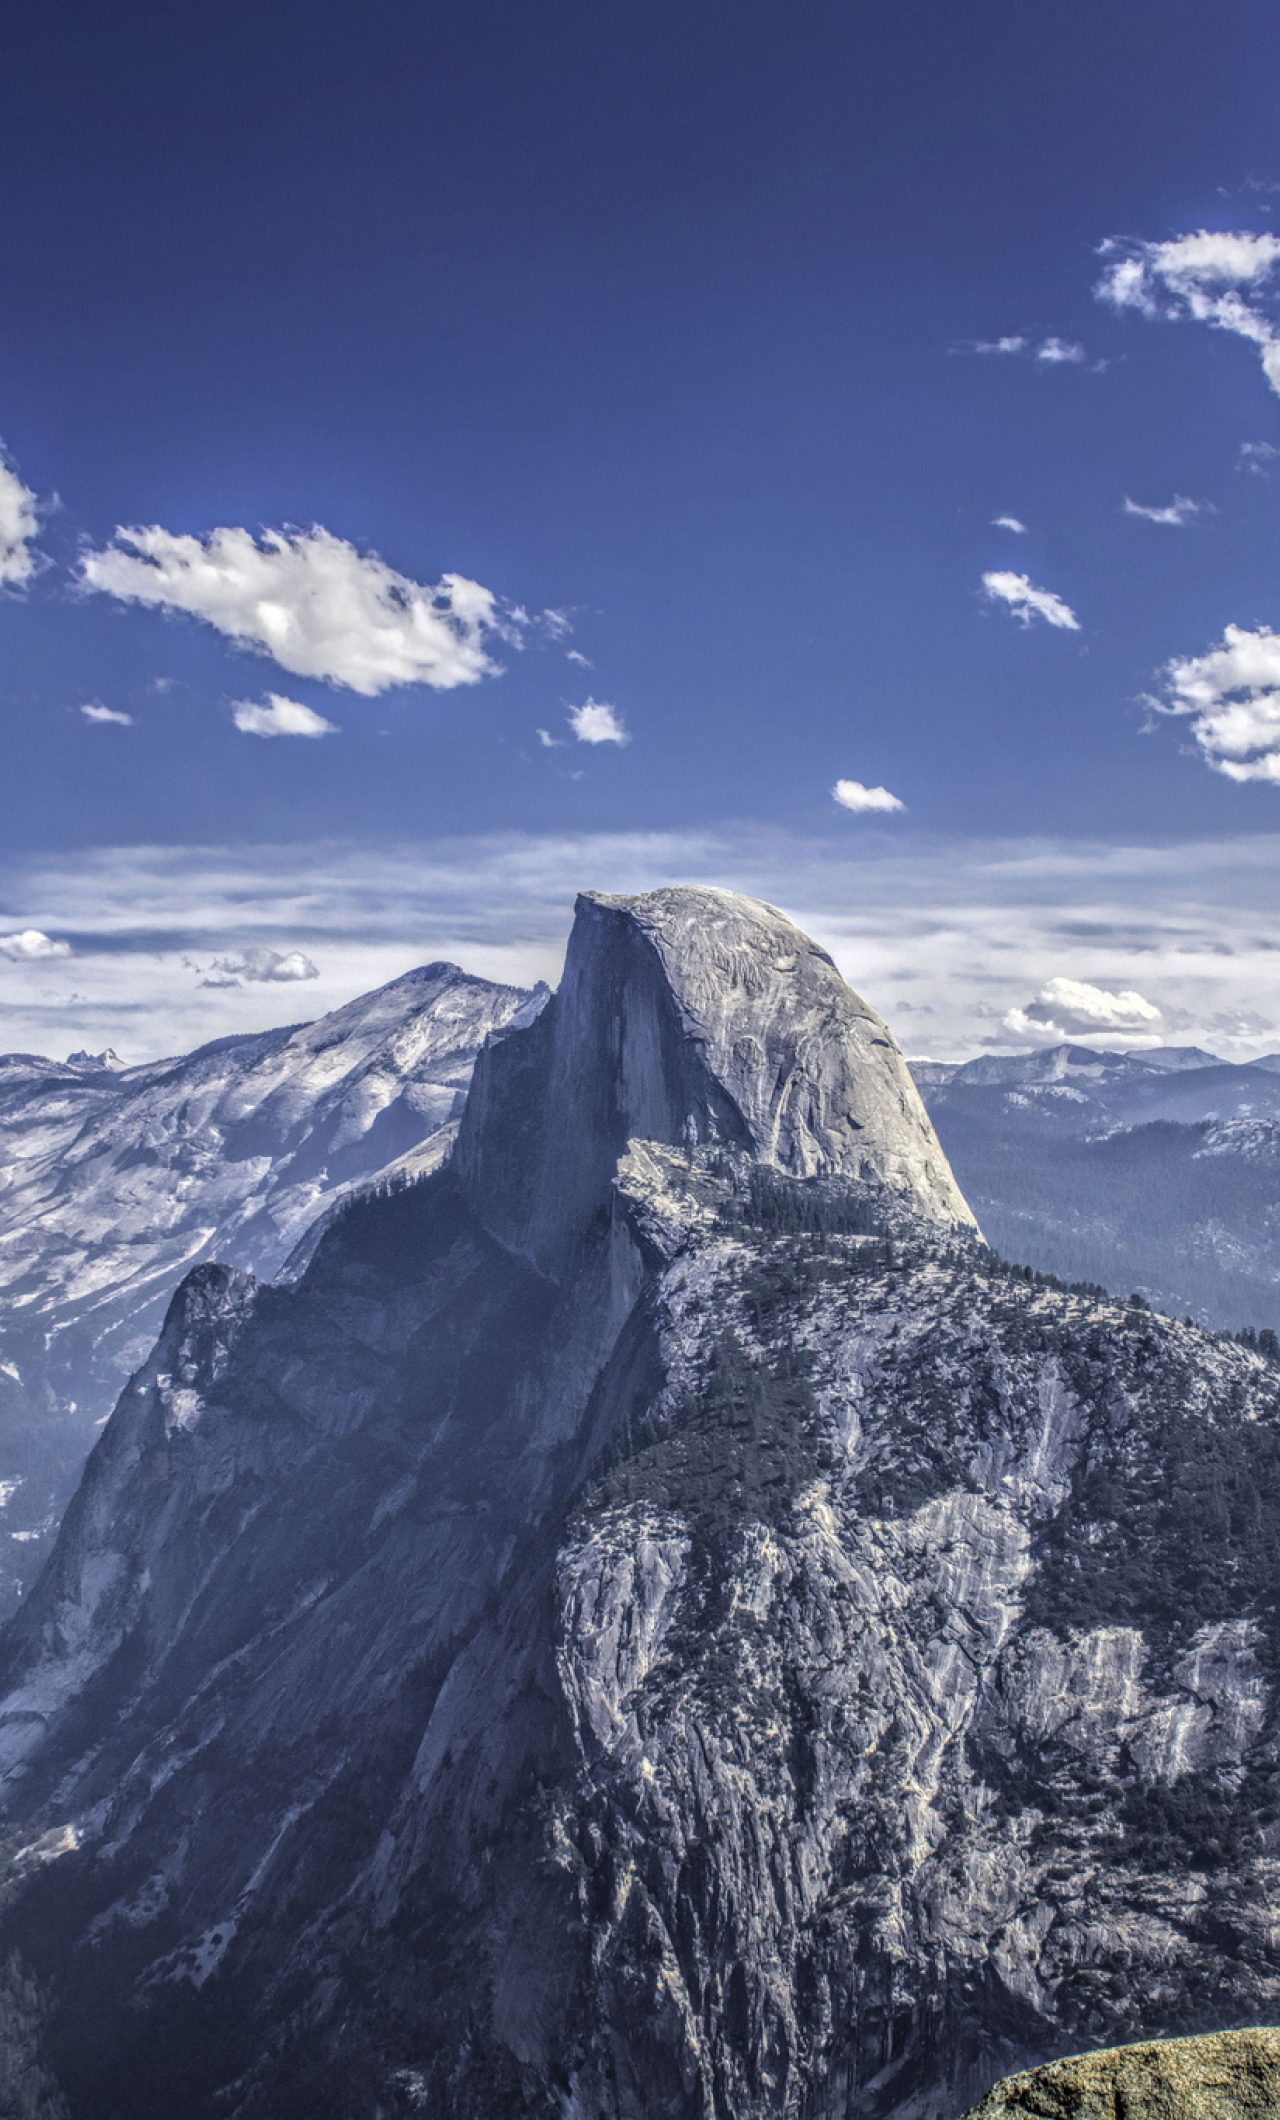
left=0, top=887, right=1275, bottom=2120
left=455, top=887, right=975, bottom=1276
left=0, top=962, right=540, bottom=1599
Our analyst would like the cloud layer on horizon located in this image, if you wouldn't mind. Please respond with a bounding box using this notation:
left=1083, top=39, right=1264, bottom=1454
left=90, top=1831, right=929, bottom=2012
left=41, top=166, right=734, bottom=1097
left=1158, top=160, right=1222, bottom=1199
left=0, top=826, right=1276, bottom=1066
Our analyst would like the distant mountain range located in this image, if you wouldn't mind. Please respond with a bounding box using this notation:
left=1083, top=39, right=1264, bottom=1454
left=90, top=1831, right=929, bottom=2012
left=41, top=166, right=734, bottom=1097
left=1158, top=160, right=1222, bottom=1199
left=912, top=1043, right=1280, bottom=1334
left=2, top=890, right=1278, bottom=2120
left=0, top=965, right=543, bottom=1599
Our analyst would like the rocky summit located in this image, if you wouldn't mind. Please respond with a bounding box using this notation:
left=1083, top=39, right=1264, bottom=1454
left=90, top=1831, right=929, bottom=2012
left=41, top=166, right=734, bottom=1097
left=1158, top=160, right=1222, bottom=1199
left=0, top=887, right=1276, bottom=2120
left=960, top=2028, right=1280, bottom=2120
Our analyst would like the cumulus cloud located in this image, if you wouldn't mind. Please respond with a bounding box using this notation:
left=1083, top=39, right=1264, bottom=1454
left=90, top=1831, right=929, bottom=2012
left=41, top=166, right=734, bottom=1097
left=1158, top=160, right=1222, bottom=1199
left=80, top=704, right=135, bottom=726
left=992, top=515, right=1027, bottom=534
left=0, top=448, right=40, bottom=588
left=1003, top=974, right=1164, bottom=1046
left=969, top=336, right=1027, bottom=356
left=982, top=571, right=1080, bottom=631
left=1123, top=495, right=1201, bottom=526
left=567, top=699, right=629, bottom=745
left=80, top=524, right=505, bottom=695
left=1157, top=625, right=1280, bottom=786
left=232, top=693, right=338, bottom=739
left=199, top=945, right=319, bottom=989
left=0, top=929, right=71, bottom=961
left=1097, top=228, right=1280, bottom=398
left=832, top=779, right=905, bottom=814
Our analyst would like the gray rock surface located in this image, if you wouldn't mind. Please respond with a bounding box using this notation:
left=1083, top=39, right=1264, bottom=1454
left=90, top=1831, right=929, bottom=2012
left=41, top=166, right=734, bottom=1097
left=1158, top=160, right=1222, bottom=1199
left=960, top=2028, right=1280, bottom=2120
left=0, top=889, right=1273, bottom=2120
left=456, top=887, right=974, bottom=1275
left=0, top=963, right=539, bottom=1597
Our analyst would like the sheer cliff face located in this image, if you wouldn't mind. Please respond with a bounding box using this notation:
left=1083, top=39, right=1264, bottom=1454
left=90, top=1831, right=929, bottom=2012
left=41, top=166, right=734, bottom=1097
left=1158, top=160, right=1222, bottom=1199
left=0, top=962, right=539, bottom=1600
left=0, top=889, right=1275, bottom=2120
left=456, top=887, right=974, bottom=1276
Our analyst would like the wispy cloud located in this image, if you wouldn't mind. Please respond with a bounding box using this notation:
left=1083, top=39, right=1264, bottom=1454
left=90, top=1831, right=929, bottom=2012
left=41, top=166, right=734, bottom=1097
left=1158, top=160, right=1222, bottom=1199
left=0, top=929, right=71, bottom=962
left=232, top=693, right=339, bottom=739
left=80, top=524, right=507, bottom=695
left=832, top=779, right=904, bottom=815
left=567, top=698, right=629, bottom=745
left=565, top=648, right=593, bottom=668
left=1123, top=495, right=1201, bottom=526
left=958, top=334, right=1090, bottom=366
left=1157, top=625, right=1280, bottom=786
left=982, top=571, right=1080, bottom=630
left=3, top=827, right=1278, bottom=1062
left=1239, top=440, right=1280, bottom=476
left=992, top=515, right=1027, bottom=534
left=1003, top=973, right=1163, bottom=1048
left=1097, top=228, right=1280, bottom=398
left=0, top=446, right=40, bottom=588
left=1035, top=336, right=1085, bottom=365
left=80, top=703, right=135, bottom=727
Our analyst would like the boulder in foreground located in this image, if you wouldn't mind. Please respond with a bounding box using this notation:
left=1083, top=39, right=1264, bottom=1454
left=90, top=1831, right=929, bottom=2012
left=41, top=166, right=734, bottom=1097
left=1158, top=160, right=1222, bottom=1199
left=963, top=2029, right=1280, bottom=2120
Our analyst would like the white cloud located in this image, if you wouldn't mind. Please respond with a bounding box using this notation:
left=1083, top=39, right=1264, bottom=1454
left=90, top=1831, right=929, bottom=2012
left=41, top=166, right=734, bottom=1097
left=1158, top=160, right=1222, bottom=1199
left=536, top=727, right=564, bottom=748
left=832, top=779, right=904, bottom=814
left=1035, top=337, right=1085, bottom=365
left=200, top=946, right=319, bottom=989
left=1003, top=974, right=1164, bottom=1047
left=0, top=448, right=40, bottom=588
left=962, top=334, right=1090, bottom=366
left=567, top=698, right=629, bottom=745
left=1097, top=228, right=1280, bottom=398
left=992, top=515, right=1027, bottom=534
left=80, top=704, right=135, bottom=727
left=80, top=524, right=505, bottom=695
left=1159, top=624, right=1280, bottom=786
left=5, top=827, right=1280, bottom=1062
left=1239, top=440, right=1280, bottom=475
left=232, top=693, right=339, bottom=739
left=565, top=648, right=594, bottom=668
left=1123, top=495, right=1201, bottom=526
left=0, top=929, right=71, bottom=962
left=982, top=571, right=1080, bottom=631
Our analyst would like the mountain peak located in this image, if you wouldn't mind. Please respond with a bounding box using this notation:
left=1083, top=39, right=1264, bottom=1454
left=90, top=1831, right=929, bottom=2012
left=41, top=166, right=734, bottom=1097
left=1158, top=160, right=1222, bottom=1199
left=456, top=884, right=975, bottom=1274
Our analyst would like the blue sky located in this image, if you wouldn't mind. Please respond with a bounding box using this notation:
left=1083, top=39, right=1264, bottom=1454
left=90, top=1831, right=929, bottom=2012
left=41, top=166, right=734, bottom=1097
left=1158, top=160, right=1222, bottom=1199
left=2, top=0, right=1279, bottom=1059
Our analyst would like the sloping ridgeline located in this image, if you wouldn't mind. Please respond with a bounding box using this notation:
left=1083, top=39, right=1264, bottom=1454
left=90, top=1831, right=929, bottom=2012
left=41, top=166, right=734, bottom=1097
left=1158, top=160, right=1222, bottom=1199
left=0, top=890, right=1275, bottom=2120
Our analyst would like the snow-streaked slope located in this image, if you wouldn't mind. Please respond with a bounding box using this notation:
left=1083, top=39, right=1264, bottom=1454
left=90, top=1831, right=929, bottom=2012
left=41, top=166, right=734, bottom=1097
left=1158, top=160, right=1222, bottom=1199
left=0, top=963, right=542, bottom=1599
left=912, top=1043, right=1280, bottom=1329
left=0, top=893, right=1277, bottom=2119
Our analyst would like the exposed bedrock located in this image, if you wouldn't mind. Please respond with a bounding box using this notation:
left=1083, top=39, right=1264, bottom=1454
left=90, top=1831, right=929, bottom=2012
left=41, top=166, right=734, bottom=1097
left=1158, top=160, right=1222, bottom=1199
left=1, top=890, right=1271, bottom=2120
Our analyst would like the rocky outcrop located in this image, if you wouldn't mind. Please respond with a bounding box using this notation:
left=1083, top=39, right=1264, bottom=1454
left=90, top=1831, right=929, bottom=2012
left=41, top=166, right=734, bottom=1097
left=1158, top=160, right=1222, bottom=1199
left=455, top=887, right=974, bottom=1276
left=0, top=889, right=1274, bottom=2120
left=0, top=962, right=539, bottom=1597
left=961, top=2028, right=1280, bottom=2120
